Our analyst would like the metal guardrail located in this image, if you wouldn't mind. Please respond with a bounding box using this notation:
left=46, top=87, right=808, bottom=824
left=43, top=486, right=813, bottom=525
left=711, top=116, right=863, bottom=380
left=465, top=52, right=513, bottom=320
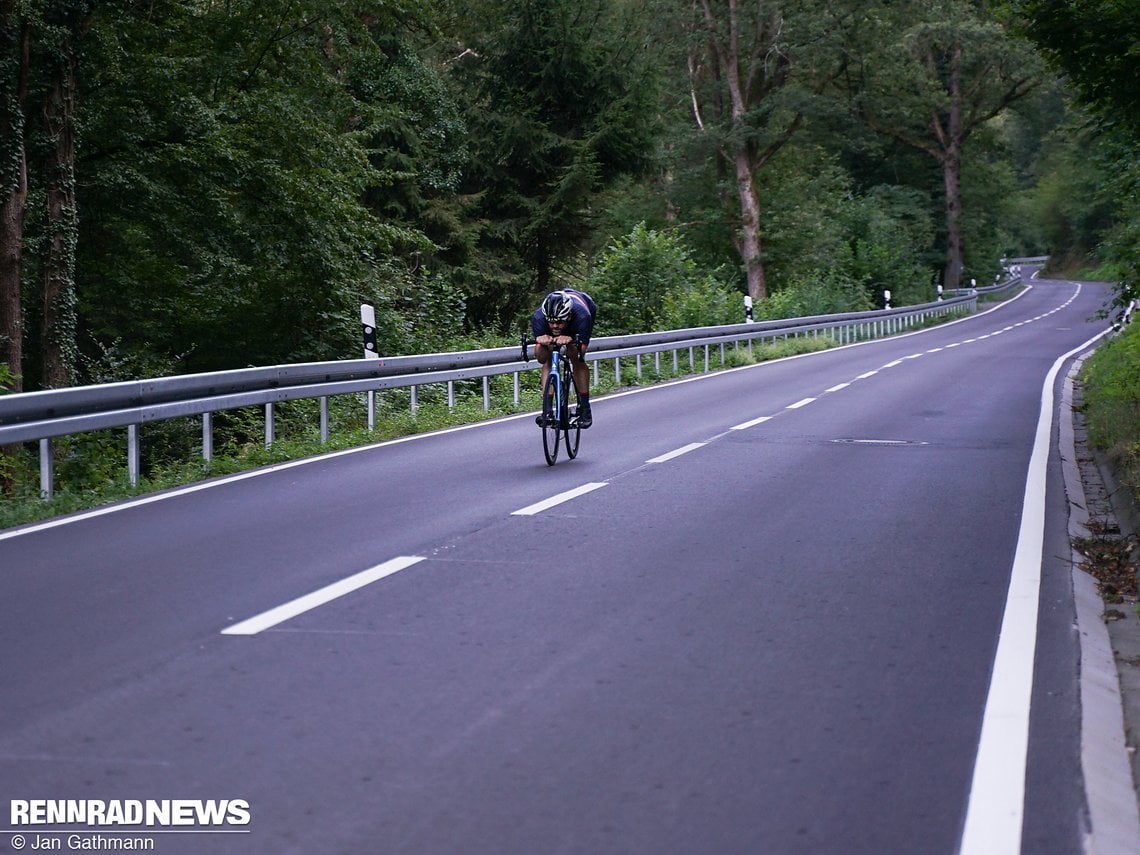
left=1, top=289, right=991, bottom=496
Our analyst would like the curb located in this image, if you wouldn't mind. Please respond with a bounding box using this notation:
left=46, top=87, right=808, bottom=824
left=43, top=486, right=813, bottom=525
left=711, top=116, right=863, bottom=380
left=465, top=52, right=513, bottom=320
left=1061, top=352, right=1140, bottom=854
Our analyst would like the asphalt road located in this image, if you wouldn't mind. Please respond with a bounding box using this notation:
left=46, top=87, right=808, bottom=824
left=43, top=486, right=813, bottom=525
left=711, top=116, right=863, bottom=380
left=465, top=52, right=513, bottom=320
left=0, top=276, right=1124, bottom=854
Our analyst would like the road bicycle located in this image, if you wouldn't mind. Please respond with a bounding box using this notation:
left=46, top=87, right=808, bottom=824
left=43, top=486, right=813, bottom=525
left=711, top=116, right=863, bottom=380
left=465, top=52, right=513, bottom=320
left=521, top=334, right=584, bottom=466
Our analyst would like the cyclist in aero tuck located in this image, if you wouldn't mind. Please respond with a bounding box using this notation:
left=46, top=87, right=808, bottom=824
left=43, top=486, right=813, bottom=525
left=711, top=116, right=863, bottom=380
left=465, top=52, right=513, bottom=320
left=532, top=289, right=597, bottom=428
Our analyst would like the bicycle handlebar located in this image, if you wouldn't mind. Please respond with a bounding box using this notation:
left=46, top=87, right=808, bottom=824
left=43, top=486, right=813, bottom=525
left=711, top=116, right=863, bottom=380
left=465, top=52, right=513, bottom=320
left=520, top=333, right=583, bottom=363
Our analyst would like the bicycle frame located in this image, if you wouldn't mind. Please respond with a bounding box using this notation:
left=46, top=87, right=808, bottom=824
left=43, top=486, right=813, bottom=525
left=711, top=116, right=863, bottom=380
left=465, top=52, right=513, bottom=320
left=522, top=334, right=583, bottom=465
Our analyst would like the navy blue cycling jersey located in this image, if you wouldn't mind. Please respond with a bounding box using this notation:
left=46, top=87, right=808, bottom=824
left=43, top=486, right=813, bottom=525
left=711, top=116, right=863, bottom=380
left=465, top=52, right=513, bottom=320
left=531, top=289, right=597, bottom=345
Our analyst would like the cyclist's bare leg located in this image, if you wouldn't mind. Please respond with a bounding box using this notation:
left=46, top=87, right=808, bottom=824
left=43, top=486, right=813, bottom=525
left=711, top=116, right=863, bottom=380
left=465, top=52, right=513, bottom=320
left=569, top=344, right=590, bottom=397
left=534, top=342, right=553, bottom=394
left=568, top=344, right=592, bottom=426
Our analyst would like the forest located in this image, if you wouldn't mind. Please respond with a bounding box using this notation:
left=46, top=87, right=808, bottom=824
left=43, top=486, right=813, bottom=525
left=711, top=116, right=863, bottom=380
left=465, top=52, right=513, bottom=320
left=1, top=0, right=1137, bottom=396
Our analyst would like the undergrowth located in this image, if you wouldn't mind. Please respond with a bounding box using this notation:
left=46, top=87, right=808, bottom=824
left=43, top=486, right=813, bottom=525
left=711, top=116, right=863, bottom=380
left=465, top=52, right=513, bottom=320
left=1082, top=319, right=1140, bottom=508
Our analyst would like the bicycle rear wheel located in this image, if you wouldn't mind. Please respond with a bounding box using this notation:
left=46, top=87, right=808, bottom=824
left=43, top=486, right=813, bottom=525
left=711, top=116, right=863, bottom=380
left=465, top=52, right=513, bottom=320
left=542, top=371, right=560, bottom=465
left=564, top=381, right=581, bottom=459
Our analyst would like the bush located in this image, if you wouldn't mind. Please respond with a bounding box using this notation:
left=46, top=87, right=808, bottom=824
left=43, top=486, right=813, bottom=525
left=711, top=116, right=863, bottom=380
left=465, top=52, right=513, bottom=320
left=0, top=363, right=15, bottom=393
left=587, top=222, right=739, bottom=334
left=1082, top=320, right=1140, bottom=502
left=755, top=264, right=873, bottom=320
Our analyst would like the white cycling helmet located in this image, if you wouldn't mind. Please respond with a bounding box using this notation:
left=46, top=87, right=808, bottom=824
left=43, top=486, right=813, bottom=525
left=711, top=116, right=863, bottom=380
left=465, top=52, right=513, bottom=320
left=541, top=291, right=573, bottom=322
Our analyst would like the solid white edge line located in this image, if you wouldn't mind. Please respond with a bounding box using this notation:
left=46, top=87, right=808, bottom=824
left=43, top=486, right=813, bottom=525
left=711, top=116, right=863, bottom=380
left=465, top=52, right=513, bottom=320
left=646, top=443, right=706, bottom=464
left=221, top=555, right=426, bottom=636
left=731, top=415, right=773, bottom=431
left=957, top=328, right=1111, bottom=855
left=511, top=482, right=608, bottom=516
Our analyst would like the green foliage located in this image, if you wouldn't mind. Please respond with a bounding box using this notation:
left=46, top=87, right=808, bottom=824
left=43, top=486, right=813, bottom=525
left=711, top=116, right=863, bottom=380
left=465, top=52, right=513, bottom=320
left=1094, top=145, right=1140, bottom=310
left=1029, top=119, right=1117, bottom=263
left=451, top=0, right=661, bottom=323
left=658, top=277, right=742, bottom=330
left=74, top=1, right=437, bottom=375
left=0, top=361, right=15, bottom=392
left=754, top=267, right=872, bottom=321
left=1082, top=321, right=1140, bottom=502
left=960, top=139, right=1020, bottom=285
left=587, top=223, right=738, bottom=334
left=751, top=142, right=938, bottom=311
left=1013, top=0, right=1140, bottom=307
left=365, top=265, right=470, bottom=356
left=1016, top=0, right=1140, bottom=137
left=2, top=0, right=1129, bottom=398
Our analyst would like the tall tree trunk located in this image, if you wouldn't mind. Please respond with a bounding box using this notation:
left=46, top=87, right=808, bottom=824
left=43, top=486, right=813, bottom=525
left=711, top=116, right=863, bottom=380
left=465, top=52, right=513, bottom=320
left=940, top=44, right=965, bottom=291
left=716, top=0, right=768, bottom=302
left=941, top=144, right=965, bottom=291
left=0, top=2, right=27, bottom=393
left=733, top=148, right=767, bottom=301
left=40, top=5, right=90, bottom=389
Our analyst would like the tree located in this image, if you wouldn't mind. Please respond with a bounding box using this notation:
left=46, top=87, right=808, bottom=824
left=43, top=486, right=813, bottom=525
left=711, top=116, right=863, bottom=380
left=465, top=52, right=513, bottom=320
left=1015, top=0, right=1139, bottom=304
left=857, top=0, right=1042, bottom=289
left=0, top=0, right=27, bottom=392
left=450, top=0, right=660, bottom=328
left=39, top=0, right=92, bottom=388
left=1015, top=0, right=1140, bottom=137
left=684, top=0, right=862, bottom=302
left=75, top=0, right=437, bottom=373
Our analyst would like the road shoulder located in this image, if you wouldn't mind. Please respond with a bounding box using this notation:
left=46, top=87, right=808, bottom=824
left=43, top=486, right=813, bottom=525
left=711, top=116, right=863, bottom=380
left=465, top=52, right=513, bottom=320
left=1063, top=355, right=1140, bottom=854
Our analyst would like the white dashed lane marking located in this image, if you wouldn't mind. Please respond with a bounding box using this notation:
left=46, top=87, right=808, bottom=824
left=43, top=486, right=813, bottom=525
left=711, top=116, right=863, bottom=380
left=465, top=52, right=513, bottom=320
left=511, top=482, right=609, bottom=516
left=647, top=443, right=706, bottom=464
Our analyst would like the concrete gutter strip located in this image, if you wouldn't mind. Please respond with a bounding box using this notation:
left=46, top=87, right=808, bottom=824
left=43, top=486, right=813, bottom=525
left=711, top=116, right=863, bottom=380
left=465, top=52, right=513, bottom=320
left=1062, top=353, right=1140, bottom=855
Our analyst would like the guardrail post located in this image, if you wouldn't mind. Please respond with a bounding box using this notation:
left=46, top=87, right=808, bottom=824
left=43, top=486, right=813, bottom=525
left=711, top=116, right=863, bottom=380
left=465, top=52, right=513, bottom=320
left=512, top=372, right=520, bottom=405
left=320, top=396, right=329, bottom=443
left=367, top=391, right=376, bottom=430
left=482, top=376, right=490, bottom=411
left=128, top=424, right=140, bottom=486
left=447, top=381, right=455, bottom=409
left=636, top=354, right=642, bottom=379
left=265, top=403, right=274, bottom=448
left=654, top=352, right=661, bottom=374
left=202, top=413, right=213, bottom=461
left=39, top=438, right=53, bottom=498
left=592, top=360, right=599, bottom=387
left=673, top=349, right=679, bottom=372
left=411, top=386, right=418, bottom=414
left=614, top=357, right=621, bottom=385
left=703, top=344, right=709, bottom=372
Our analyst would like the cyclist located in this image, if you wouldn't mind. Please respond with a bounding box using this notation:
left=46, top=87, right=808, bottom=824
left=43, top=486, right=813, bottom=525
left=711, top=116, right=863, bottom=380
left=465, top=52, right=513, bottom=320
left=532, top=289, right=597, bottom=428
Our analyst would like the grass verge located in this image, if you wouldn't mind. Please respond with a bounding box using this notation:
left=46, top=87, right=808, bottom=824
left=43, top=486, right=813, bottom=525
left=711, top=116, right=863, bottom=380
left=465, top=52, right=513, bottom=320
left=1082, top=319, right=1140, bottom=508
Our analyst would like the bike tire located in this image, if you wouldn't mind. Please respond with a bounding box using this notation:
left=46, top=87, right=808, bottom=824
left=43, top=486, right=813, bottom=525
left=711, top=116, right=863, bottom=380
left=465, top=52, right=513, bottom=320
left=564, top=376, right=581, bottom=459
left=542, top=370, right=560, bottom=465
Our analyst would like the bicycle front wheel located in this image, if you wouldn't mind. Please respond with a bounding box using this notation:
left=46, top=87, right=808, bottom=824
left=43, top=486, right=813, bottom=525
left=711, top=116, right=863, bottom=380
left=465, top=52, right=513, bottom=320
left=542, top=371, right=560, bottom=465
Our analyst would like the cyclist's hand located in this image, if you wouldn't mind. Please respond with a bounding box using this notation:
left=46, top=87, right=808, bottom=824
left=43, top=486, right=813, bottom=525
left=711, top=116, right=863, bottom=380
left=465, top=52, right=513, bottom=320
left=553, top=335, right=572, bottom=346
left=536, top=334, right=553, bottom=346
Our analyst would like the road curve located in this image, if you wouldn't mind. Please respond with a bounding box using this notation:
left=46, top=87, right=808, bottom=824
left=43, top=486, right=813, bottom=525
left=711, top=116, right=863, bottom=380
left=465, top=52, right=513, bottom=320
left=0, top=276, right=1126, bottom=854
